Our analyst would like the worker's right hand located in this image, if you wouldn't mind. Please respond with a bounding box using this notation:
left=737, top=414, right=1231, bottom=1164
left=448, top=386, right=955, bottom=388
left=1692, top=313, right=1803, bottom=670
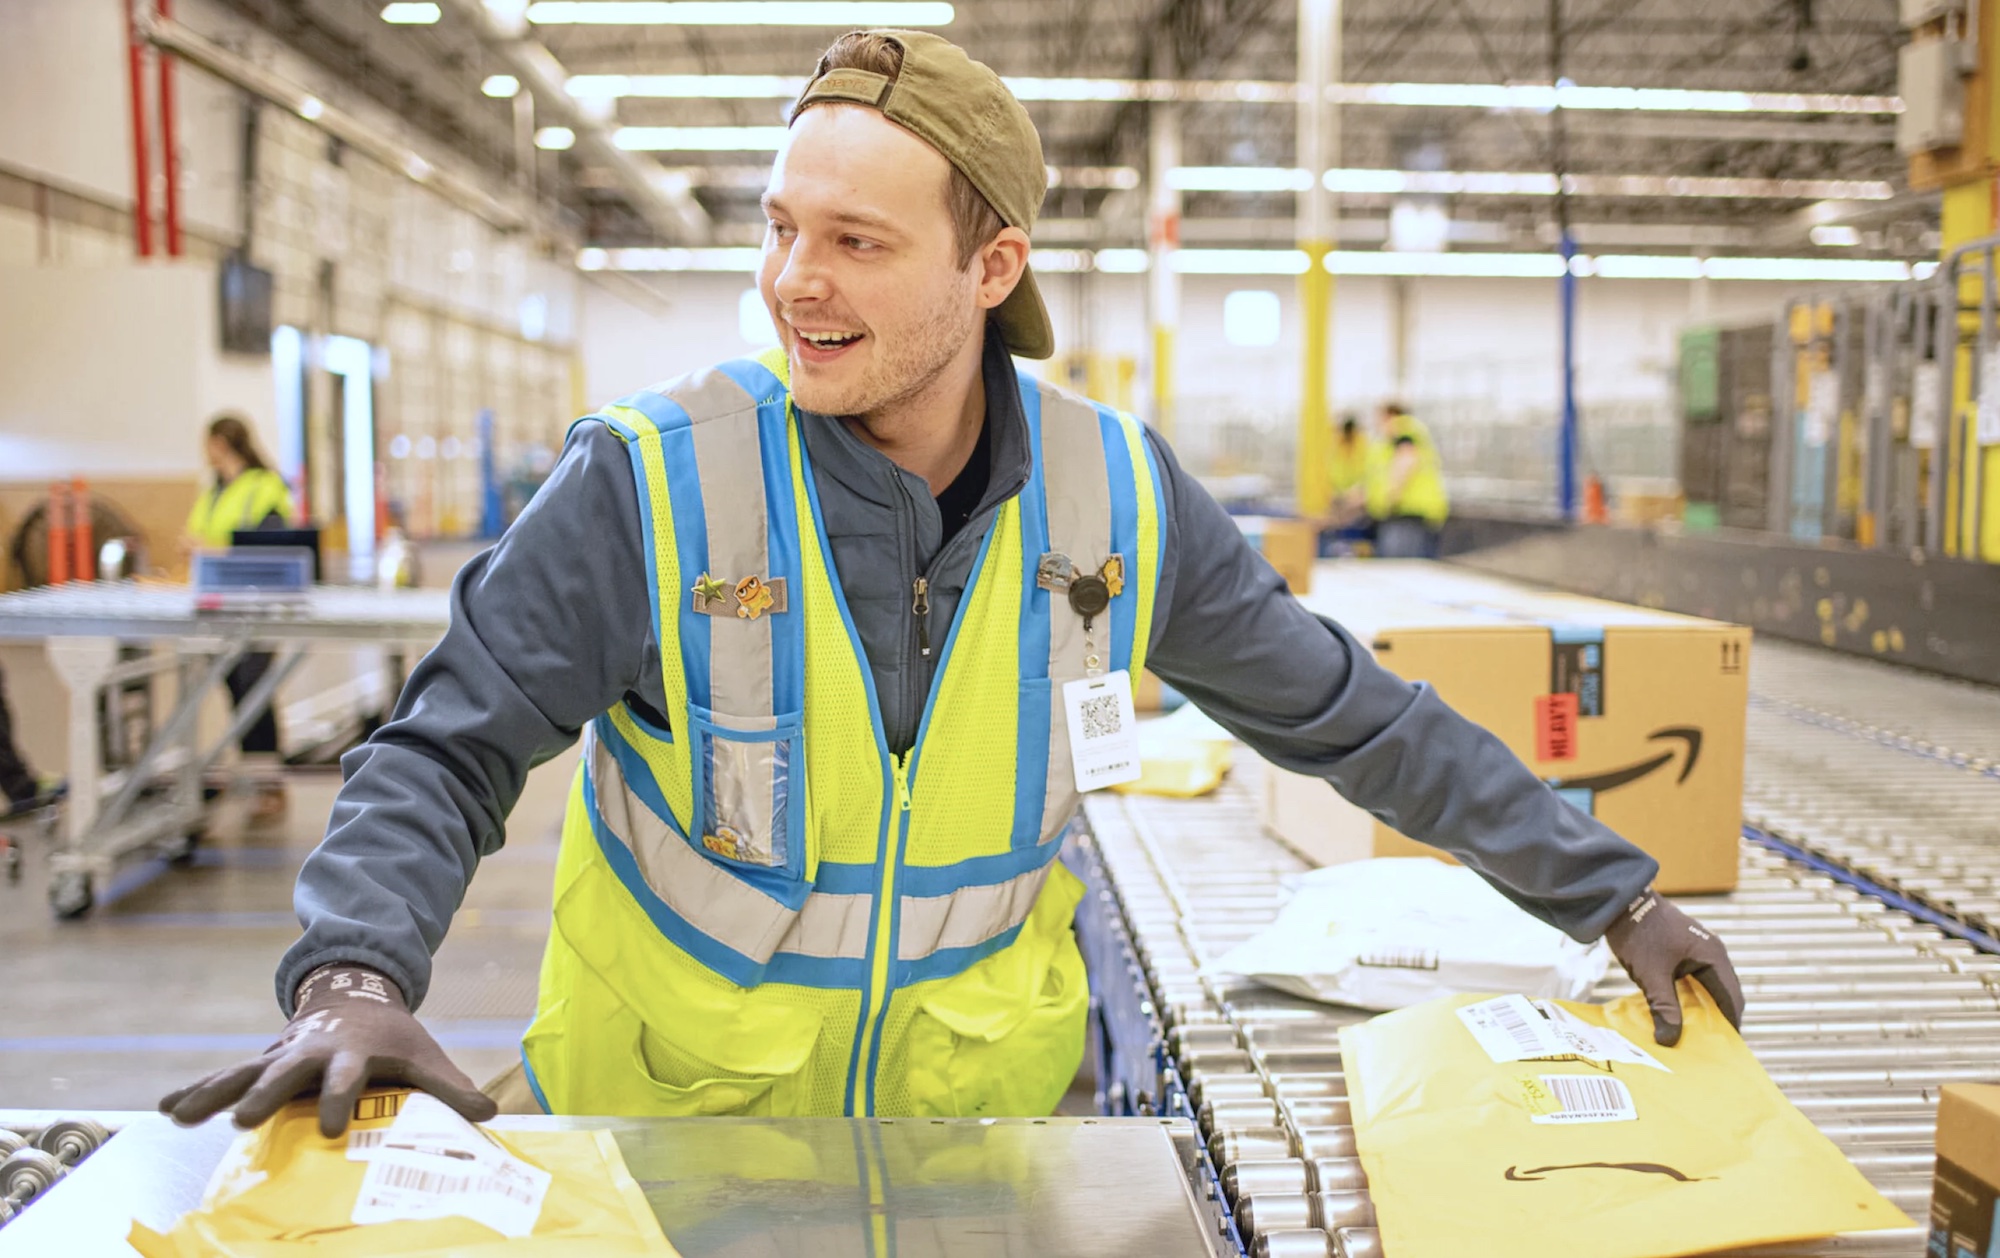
left=159, top=963, right=497, bottom=1138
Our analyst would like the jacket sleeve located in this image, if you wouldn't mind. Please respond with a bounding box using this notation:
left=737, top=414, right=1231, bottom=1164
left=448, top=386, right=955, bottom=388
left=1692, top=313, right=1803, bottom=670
left=1140, top=430, right=1657, bottom=942
left=276, top=424, right=656, bottom=1013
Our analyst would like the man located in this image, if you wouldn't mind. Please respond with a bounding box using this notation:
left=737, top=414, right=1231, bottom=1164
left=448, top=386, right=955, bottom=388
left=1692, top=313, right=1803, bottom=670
left=1366, top=401, right=1450, bottom=559
left=161, top=31, right=1740, bottom=1139
left=1319, top=415, right=1372, bottom=553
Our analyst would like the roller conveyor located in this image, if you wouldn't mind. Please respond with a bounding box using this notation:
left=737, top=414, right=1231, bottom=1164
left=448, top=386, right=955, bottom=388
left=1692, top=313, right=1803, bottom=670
left=1076, top=767, right=2000, bottom=1258
left=1072, top=636, right=2000, bottom=1256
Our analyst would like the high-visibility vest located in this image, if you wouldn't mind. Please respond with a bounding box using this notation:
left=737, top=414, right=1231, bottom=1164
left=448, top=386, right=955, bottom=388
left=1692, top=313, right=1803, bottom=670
left=186, top=468, right=293, bottom=548
left=520, top=348, right=1164, bottom=1118
left=1330, top=436, right=1368, bottom=497
left=1364, top=415, right=1450, bottom=527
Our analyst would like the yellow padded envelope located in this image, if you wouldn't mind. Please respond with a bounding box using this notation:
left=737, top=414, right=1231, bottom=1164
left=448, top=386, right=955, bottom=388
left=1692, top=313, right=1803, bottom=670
left=1340, top=981, right=1912, bottom=1258
left=130, top=1090, right=678, bottom=1257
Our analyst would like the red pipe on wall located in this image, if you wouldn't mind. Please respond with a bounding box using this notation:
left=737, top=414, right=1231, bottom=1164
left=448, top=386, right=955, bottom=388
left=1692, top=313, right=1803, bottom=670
left=124, top=0, right=153, bottom=257
left=156, top=0, right=181, bottom=256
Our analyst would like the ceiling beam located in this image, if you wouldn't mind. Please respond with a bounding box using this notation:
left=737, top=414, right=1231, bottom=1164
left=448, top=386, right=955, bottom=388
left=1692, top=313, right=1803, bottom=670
left=439, top=0, right=712, bottom=243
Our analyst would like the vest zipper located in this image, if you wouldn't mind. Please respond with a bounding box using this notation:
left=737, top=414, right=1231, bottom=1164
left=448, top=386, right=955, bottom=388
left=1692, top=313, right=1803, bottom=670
left=855, top=750, right=914, bottom=1114
left=912, top=578, right=932, bottom=658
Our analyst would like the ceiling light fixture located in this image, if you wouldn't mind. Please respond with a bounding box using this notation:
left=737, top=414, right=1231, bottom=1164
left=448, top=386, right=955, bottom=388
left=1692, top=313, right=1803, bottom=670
left=1810, top=224, right=1863, bottom=246
left=525, top=2, right=954, bottom=24
left=613, top=125, right=789, bottom=150
left=381, top=2, right=443, bottom=22
left=535, top=126, right=576, bottom=149
left=481, top=74, right=521, bottom=98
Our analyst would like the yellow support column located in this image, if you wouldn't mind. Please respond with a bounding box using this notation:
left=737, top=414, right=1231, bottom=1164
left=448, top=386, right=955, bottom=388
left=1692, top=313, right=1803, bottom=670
left=1913, top=6, right=2000, bottom=559
left=1298, top=243, right=1333, bottom=516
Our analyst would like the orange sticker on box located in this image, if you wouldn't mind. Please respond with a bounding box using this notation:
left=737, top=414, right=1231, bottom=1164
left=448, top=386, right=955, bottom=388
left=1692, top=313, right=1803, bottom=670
left=1537, top=693, right=1580, bottom=761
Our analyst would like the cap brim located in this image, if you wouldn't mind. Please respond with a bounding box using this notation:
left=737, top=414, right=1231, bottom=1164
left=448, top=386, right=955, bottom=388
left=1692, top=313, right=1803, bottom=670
left=995, top=264, right=1055, bottom=360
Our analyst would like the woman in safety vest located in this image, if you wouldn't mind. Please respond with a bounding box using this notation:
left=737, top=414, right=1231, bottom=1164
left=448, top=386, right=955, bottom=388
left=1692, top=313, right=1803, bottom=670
left=182, top=414, right=295, bottom=819
left=1364, top=402, right=1450, bottom=558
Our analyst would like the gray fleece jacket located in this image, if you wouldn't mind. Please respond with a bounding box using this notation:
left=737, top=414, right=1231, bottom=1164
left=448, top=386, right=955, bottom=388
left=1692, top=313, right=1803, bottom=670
left=277, top=325, right=1656, bottom=1013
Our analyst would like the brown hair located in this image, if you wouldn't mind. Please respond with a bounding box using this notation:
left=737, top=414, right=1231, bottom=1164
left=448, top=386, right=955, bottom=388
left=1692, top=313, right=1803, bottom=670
left=207, top=413, right=268, bottom=473
left=798, top=32, right=1007, bottom=269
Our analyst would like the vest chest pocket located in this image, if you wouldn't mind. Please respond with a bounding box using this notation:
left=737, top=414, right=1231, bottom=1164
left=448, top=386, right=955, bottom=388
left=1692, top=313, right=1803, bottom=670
left=689, top=704, right=805, bottom=879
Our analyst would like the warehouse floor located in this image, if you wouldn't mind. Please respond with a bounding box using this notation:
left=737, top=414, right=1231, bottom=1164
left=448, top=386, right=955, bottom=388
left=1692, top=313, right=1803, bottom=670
left=0, top=750, right=579, bottom=1111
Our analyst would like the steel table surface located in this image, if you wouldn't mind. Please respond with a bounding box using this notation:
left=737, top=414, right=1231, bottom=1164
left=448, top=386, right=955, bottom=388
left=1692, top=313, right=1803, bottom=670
left=0, top=1113, right=1228, bottom=1258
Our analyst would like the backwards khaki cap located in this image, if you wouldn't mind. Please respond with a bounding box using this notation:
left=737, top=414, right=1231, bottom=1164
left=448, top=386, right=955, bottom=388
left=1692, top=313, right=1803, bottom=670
left=792, top=30, right=1054, bottom=360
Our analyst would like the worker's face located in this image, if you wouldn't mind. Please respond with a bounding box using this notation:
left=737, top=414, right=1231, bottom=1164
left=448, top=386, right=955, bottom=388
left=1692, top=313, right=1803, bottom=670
left=759, top=105, right=1025, bottom=419
left=205, top=435, right=232, bottom=473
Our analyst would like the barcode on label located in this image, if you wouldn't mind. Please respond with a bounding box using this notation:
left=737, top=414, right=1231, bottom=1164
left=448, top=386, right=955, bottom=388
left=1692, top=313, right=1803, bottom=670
left=1080, top=693, right=1122, bottom=739
left=348, top=1129, right=385, bottom=1150
left=1532, top=1074, right=1637, bottom=1124
left=1356, top=948, right=1441, bottom=971
left=367, top=1160, right=542, bottom=1207
left=1491, top=997, right=1546, bottom=1054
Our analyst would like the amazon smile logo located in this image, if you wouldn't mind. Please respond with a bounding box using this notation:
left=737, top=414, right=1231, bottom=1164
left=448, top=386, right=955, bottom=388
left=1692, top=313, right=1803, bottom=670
left=1546, top=726, right=1702, bottom=797
left=1505, top=1161, right=1713, bottom=1184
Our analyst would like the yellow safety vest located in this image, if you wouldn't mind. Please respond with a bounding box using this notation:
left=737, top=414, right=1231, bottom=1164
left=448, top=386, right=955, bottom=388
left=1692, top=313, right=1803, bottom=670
left=1364, top=416, right=1449, bottom=527
left=1330, top=437, right=1368, bottom=497
left=186, top=468, right=293, bottom=548
left=520, top=348, right=1163, bottom=1118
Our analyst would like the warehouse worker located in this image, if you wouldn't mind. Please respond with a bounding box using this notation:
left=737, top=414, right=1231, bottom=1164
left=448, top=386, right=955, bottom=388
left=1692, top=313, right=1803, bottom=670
left=1365, top=402, right=1449, bottom=558
left=182, top=414, right=294, bottom=819
left=1319, top=415, right=1373, bottom=553
left=161, top=31, right=1742, bottom=1139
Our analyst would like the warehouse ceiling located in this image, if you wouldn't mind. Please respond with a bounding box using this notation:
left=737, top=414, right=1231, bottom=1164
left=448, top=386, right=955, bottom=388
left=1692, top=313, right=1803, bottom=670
left=206, top=0, right=1927, bottom=259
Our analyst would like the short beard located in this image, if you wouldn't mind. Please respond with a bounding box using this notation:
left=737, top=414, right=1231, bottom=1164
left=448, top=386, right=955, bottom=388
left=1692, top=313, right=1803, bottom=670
left=789, top=268, right=982, bottom=421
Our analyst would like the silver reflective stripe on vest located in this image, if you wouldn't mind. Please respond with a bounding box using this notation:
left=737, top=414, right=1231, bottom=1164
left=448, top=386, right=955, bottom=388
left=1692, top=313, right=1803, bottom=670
left=1033, top=382, right=1115, bottom=840
left=649, top=367, right=776, bottom=720
left=588, top=727, right=870, bottom=964
left=896, top=862, right=1057, bottom=961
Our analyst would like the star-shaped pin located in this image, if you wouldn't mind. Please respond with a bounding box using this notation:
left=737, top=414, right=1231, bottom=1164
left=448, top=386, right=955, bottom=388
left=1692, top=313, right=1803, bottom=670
left=692, top=572, right=729, bottom=607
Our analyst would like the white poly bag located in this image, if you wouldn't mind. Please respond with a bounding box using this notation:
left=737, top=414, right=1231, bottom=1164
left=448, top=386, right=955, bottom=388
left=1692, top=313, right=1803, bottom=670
left=1209, top=857, right=1611, bottom=1010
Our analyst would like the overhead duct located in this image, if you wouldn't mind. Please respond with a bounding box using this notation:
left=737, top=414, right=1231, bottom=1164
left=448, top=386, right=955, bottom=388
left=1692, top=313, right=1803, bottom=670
left=135, top=7, right=530, bottom=234
left=439, top=0, right=712, bottom=243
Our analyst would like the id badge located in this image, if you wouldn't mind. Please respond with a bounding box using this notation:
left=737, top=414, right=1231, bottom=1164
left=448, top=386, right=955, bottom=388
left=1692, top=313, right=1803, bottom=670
left=1062, top=670, right=1142, bottom=791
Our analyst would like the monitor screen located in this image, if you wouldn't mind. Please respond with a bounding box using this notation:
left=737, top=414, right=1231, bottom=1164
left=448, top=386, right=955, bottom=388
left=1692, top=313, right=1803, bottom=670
left=219, top=253, right=274, bottom=356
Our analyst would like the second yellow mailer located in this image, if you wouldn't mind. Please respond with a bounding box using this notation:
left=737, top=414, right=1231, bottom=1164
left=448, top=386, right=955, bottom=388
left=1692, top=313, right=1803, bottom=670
left=1340, top=981, right=1912, bottom=1258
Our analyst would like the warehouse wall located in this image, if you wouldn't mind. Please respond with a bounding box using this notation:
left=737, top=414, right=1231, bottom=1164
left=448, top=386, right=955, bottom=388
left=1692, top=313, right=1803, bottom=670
left=578, top=266, right=1804, bottom=503
left=0, top=0, right=581, bottom=576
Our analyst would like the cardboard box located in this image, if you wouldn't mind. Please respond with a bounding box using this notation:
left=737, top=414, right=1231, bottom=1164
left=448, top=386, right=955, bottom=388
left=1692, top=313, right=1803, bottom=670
left=1260, top=560, right=1750, bottom=894
left=1235, top=516, right=1319, bottom=594
left=1931, top=1085, right=2000, bottom=1258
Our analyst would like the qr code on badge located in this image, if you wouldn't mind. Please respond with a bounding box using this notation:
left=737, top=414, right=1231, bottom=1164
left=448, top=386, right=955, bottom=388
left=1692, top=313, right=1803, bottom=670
left=1080, top=693, right=1123, bottom=740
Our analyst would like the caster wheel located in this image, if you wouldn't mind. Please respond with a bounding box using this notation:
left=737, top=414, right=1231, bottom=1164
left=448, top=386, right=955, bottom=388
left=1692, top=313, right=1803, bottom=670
left=0, top=1132, right=24, bottom=1158
left=166, top=829, right=203, bottom=867
left=35, top=1119, right=108, bottom=1167
left=48, top=873, right=92, bottom=920
left=0, top=1148, right=65, bottom=1206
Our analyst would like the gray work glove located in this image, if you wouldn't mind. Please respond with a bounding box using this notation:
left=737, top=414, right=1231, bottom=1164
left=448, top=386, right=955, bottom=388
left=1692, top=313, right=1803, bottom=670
left=1602, top=888, right=1746, bottom=1048
left=159, top=963, right=497, bottom=1137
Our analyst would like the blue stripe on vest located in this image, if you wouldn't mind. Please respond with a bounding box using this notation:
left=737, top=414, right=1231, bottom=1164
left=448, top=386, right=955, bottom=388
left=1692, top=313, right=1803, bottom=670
left=1011, top=378, right=1053, bottom=851
left=596, top=715, right=812, bottom=911
left=615, top=389, right=714, bottom=715
left=1093, top=402, right=1142, bottom=675
left=584, top=413, right=669, bottom=661
left=814, top=833, right=1064, bottom=899
left=792, top=406, right=900, bottom=1117
left=582, top=765, right=867, bottom=991
left=894, top=921, right=1029, bottom=988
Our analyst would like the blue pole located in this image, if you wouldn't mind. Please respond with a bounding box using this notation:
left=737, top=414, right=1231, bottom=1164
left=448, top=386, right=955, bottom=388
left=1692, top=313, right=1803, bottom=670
left=478, top=408, right=504, bottom=540
left=1558, top=231, right=1578, bottom=520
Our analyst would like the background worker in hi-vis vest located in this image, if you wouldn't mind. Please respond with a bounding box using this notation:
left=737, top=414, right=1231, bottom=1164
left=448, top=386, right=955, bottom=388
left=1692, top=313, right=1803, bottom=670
left=161, top=30, right=1743, bottom=1139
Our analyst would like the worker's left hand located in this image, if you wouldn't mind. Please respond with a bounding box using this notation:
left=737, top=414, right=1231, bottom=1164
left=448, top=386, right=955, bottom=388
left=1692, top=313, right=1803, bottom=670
left=1602, top=888, right=1745, bottom=1047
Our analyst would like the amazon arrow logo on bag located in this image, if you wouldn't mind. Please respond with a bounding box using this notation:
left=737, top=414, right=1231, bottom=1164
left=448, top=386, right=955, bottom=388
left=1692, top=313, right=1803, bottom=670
left=1544, top=727, right=1702, bottom=817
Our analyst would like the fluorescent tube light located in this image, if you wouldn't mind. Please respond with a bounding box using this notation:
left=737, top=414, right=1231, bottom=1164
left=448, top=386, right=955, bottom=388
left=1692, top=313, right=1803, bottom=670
left=613, top=126, right=789, bottom=150
left=526, top=2, right=953, bottom=24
